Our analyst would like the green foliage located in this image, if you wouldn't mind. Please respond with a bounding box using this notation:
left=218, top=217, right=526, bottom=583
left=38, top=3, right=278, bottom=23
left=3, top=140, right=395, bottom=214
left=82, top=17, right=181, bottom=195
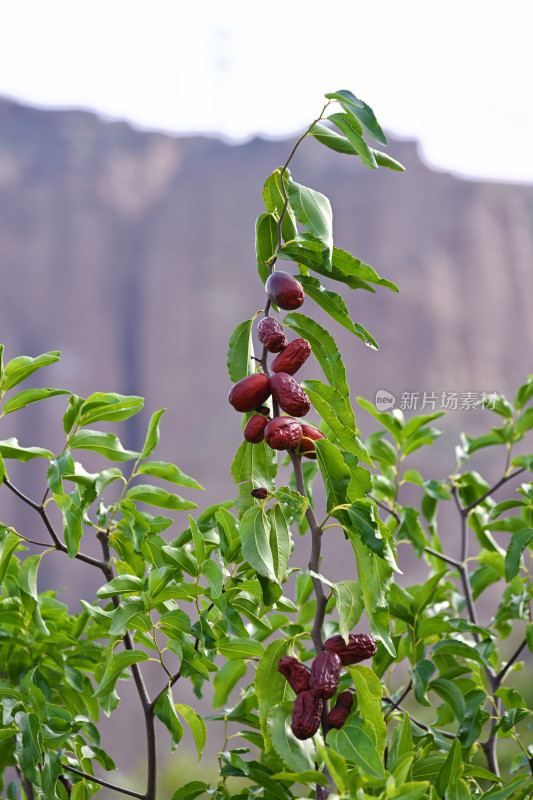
left=2, top=89, right=532, bottom=800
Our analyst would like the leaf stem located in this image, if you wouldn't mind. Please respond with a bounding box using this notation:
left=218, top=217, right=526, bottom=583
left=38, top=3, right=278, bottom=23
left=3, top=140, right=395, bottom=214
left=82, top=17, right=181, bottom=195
left=61, top=765, right=145, bottom=799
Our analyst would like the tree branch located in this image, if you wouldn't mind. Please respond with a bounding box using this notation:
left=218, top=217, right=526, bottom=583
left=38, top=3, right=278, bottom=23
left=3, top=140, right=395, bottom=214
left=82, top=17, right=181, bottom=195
left=382, top=697, right=456, bottom=740
left=61, top=765, right=145, bottom=799
left=383, top=681, right=412, bottom=721
left=462, top=468, right=525, bottom=514
left=494, top=638, right=528, bottom=687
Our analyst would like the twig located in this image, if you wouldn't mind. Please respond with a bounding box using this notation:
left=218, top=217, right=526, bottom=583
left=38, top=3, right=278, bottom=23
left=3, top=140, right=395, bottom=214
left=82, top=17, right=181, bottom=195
left=61, top=765, right=145, bottom=799
left=424, top=547, right=462, bottom=569
left=382, top=697, right=455, bottom=740
left=370, top=495, right=401, bottom=525
left=494, top=638, right=528, bottom=687
left=383, top=681, right=412, bottom=721
left=462, top=468, right=525, bottom=514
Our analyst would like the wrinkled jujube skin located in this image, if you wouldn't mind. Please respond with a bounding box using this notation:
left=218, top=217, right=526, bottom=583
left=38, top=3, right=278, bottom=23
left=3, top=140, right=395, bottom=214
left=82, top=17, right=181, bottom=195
left=277, top=656, right=311, bottom=694
left=297, top=423, right=327, bottom=459
left=327, top=690, right=354, bottom=729
left=270, top=372, right=311, bottom=417
left=264, top=416, right=303, bottom=450
left=272, top=337, right=312, bottom=376
left=309, top=650, right=342, bottom=699
left=243, top=414, right=269, bottom=443
left=324, top=633, right=378, bottom=666
left=257, top=317, right=288, bottom=353
left=251, top=487, right=268, bottom=499
left=266, top=271, right=305, bottom=310
left=228, top=373, right=271, bottom=413
left=291, top=690, right=323, bottom=740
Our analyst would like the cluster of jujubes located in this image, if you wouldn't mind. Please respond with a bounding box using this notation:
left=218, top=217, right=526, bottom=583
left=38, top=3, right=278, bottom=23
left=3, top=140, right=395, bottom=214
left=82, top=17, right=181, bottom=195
left=228, top=271, right=326, bottom=459
left=278, top=633, right=377, bottom=740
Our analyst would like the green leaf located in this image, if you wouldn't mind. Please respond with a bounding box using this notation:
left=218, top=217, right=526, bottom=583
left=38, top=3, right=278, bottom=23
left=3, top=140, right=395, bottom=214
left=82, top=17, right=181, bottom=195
left=505, top=527, right=533, bottom=580
left=2, top=350, right=60, bottom=391
left=0, top=437, right=53, bottom=461
left=97, top=575, right=145, bottom=598
left=349, top=664, right=387, bottom=755
left=231, top=440, right=277, bottom=490
left=69, top=429, right=139, bottom=461
left=335, top=500, right=391, bottom=562
left=371, top=149, right=406, bottom=171
left=306, top=389, right=370, bottom=464
left=267, top=701, right=316, bottom=772
left=284, top=312, right=348, bottom=395
left=256, top=213, right=279, bottom=283
left=126, top=484, right=197, bottom=510
left=272, top=770, right=328, bottom=786
left=403, top=426, right=443, bottom=455
left=332, top=247, right=398, bottom=292
left=287, top=177, right=333, bottom=268
left=2, top=387, right=70, bottom=415
left=15, top=711, right=42, bottom=784
left=272, top=486, right=308, bottom=525
left=78, top=392, right=144, bottom=426
left=309, top=122, right=360, bottom=156
left=0, top=529, right=21, bottom=585
left=172, top=782, right=210, bottom=800
left=516, top=407, right=533, bottom=434
left=480, top=777, right=529, bottom=799
left=109, top=597, right=147, bottom=636
left=357, top=396, right=404, bottom=442
left=334, top=580, right=364, bottom=639
left=429, top=678, right=465, bottom=722
left=398, top=507, right=427, bottom=557
left=298, top=275, right=377, bottom=347
left=240, top=506, right=276, bottom=581
left=328, top=111, right=377, bottom=169
left=217, top=637, right=265, bottom=660
left=136, top=460, right=204, bottom=490
left=326, top=90, right=387, bottom=145
left=314, top=439, right=351, bottom=513
left=327, top=717, right=384, bottom=778
left=139, top=408, right=166, bottom=460
left=227, top=318, right=255, bottom=383
left=514, top=376, right=533, bottom=410
left=212, top=659, right=247, bottom=709
left=350, top=535, right=395, bottom=655
left=269, top=504, right=292, bottom=583
left=174, top=703, right=207, bottom=759
left=154, top=687, right=184, bottom=751
left=216, top=507, right=241, bottom=562
left=94, top=650, right=150, bottom=697
left=202, top=559, right=223, bottom=599
left=54, top=492, right=84, bottom=558
left=263, top=168, right=298, bottom=241
left=435, top=739, right=462, bottom=797
left=410, top=660, right=436, bottom=706
left=255, top=639, right=295, bottom=749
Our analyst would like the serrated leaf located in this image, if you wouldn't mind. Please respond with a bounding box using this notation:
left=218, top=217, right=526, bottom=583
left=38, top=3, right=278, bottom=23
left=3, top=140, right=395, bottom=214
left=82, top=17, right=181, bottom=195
left=268, top=504, right=292, bottom=583
left=0, top=437, right=53, bottom=461
left=174, top=703, right=207, bottom=759
left=298, top=274, right=377, bottom=347
left=154, top=687, right=184, bottom=751
left=78, top=392, right=144, bottom=426
left=287, top=178, right=333, bottom=269
left=255, top=639, right=294, bottom=749
left=333, top=580, right=364, bottom=640
left=217, top=636, right=265, bottom=659
left=284, top=312, right=348, bottom=395
left=69, top=429, right=139, bottom=461
left=139, top=408, right=166, bottom=460
left=256, top=212, right=279, bottom=283
left=326, top=90, right=387, bottom=145
left=435, top=738, right=462, bottom=797
left=136, top=460, right=204, bottom=490
left=332, top=247, right=398, bottom=291
left=0, top=529, right=21, bottom=585
left=109, top=597, right=147, bottom=636
left=314, top=439, right=351, bottom=513
left=94, top=649, right=149, bottom=697
left=213, top=659, right=247, bottom=709
left=505, top=527, right=533, bottom=580
left=240, top=506, right=276, bottom=581
left=267, top=701, right=316, bottom=772
left=227, top=318, right=255, bottom=383
left=3, top=350, right=60, bottom=391
left=263, top=168, right=298, bottom=242
left=350, top=665, right=387, bottom=755
left=328, top=111, right=377, bottom=169
left=309, top=122, right=360, bottom=155
left=306, top=387, right=371, bottom=464
left=327, top=716, right=384, bottom=778
left=372, top=149, right=406, bottom=171
left=231, top=440, right=277, bottom=490
left=126, top=484, right=197, bottom=510
left=2, top=387, right=71, bottom=415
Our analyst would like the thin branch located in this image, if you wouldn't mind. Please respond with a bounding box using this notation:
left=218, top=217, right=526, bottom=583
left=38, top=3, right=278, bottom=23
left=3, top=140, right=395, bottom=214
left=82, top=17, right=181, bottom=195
left=494, top=638, right=528, bottom=687
left=382, top=697, right=456, bottom=740
left=370, top=495, right=401, bottom=525
left=61, top=765, right=145, bottom=799
left=383, top=681, right=412, bottom=721
left=424, top=546, right=462, bottom=569
left=462, top=468, right=525, bottom=514
left=2, top=478, right=106, bottom=570
left=481, top=697, right=501, bottom=778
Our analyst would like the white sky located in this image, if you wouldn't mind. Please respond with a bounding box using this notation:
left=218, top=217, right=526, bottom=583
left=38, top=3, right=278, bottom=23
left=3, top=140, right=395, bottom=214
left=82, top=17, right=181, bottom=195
left=1, top=0, right=532, bottom=182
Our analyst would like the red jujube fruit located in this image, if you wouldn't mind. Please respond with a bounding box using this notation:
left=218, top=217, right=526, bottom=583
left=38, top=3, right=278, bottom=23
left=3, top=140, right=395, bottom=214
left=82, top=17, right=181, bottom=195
left=264, top=416, right=303, bottom=450
left=243, top=414, right=269, bottom=443
left=257, top=317, right=288, bottom=353
left=270, top=372, right=310, bottom=417
left=324, top=633, right=377, bottom=666
left=291, top=690, right=323, bottom=740
left=266, top=272, right=305, bottom=310
left=228, top=373, right=270, bottom=413
left=297, top=424, right=327, bottom=459
left=309, top=650, right=342, bottom=700
left=272, top=338, right=311, bottom=376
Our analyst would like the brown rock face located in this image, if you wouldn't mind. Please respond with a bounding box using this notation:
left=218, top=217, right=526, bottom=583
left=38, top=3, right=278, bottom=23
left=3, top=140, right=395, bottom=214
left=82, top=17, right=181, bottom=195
left=272, top=337, right=311, bottom=376
left=324, top=633, right=377, bottom=666
left=309, top=650, right=342, bottom=700
left=291, top=690, right=323, bottom=740
left=270, top=372, right=311, bottom=417
left=266, top=271, right=304, bottom=310
left=264, top=416, right=303, bottom=450
left=297, top=423, right=327, bottom=459
left=277, top=656, right=311, bottom=694
left=243, top=414, right=269, bottom=443
left=228, top=373, right=270, bottom=412
left=257, top=317, right=287, bottom=353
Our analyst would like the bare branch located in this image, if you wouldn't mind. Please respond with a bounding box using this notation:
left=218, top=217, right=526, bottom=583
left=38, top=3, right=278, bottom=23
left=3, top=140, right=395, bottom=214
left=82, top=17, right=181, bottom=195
left=61, top=765, right=145, bottom=799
